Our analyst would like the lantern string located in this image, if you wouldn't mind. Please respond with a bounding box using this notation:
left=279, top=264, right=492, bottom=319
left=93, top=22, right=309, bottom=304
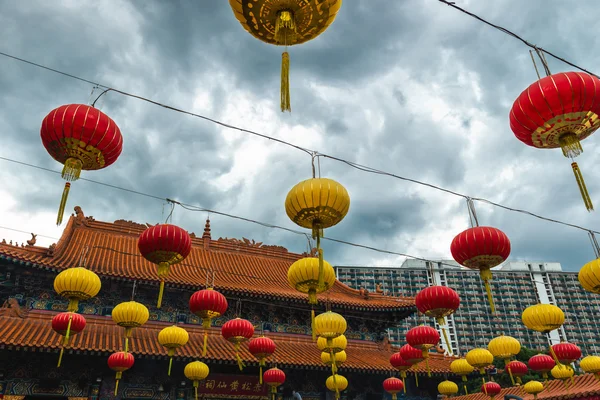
left=529, top=51, right=542, bottom=81
left=466, top=198, right=479, bottom=228
left=131, top=280, right=137, bottom=301
left=311, top=152, right=317, bottom=179
left=588, top=231, right=600, bottom=259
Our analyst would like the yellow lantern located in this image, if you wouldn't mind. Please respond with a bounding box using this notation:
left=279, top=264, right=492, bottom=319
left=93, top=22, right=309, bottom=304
left=580, top=355, right=600, bottom=380
left=54, top=267, right=101, bottom=311
left=184, top=361, right=210, bottom=400
left=317, top=335, right=347, bottom=353
left=488, top=334, right=521, bottom=385
left=315, top=312, right=347, bottom=344
left=111, top=301, right=150, bottom=353
left=451, top=358, right=474, bottom=394
left=438, top=380, right=459, bottom=397
left=579, top=259, right=600, bottom=294
left=285, top=178, right=350, bottom=295
left=522, top=303, right=565, bottom=365
left=466, top=348, right=493, bottom=386
left=322, top=350, right=347, bottom=374
left=523, top=380, right=544, bottom=400
left=551, top=365, right=574, bottom=388
left=229, top=0, right=343, bottom=112
left=326, top=374, right=348, bottom=400
left=158, top=325, right=189, bottom=376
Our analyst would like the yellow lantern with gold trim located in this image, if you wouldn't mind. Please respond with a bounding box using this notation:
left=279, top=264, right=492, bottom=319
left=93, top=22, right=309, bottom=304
left=54, top=267, right=101, bottom=312
left=228, top=0, right=343, bottom=112
left=579, top=259, right=600, bottom=294
left=184, top=361, right=210, bottom=400
left=522, top=303, right=565, bottom=365
left=551, top=365, right=574, bottom=388
left=451, top=358, right=474, bottom=394
left=326, top=374, right=348, bottom=400
left=523, top=381, right=544, bottom=399
left=438, top=381, right=459, bottom=397
left=111, top=301, right=150, bottom=353
left=466, top=348, right=493, bottom=385
left=158, top=325, right=189, bottom=376
left=322, top=350, right=347, bottom=374
left=488, top=334, right=521, bottom=385
left=581, top=355, right=600, bottom=380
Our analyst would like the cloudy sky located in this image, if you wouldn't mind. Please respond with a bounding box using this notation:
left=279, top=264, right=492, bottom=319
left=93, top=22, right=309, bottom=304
left=1, top=0, right=599, bottom=272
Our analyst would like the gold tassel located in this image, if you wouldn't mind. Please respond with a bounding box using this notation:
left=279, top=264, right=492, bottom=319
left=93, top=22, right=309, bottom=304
left=157, top=262, right=170, bottom=308
left=423, top=350, right=431, bottom=377
left=62, top=158, right=83, bottom=181
left=203, top=331, right=208, bottom=357
left=62, top=313, right=74, bottom=346
left=572, top=162, right=594, bottom=211
left=260, top=365, right=263, bottom=384
left=124, top=327, right=132, bottom=354
left=57, top=182, right=71, bottom=226
left=168, top=356, right=173, bottom=376
left=415, top=372, right=419, bottom=387
left=331, top=350, right=337, bottom=375
left=235, top=343, right=245, bottom=370
left=67, top=299, right=78, bottom=312
left=193, top=381, right=199, bottom=400
left=311, top=309, right=316, bottom=341
left=315, top=234, right=324, bottom=288
left=506, top=359, right=515, bottom=386
left=114, top=372, right=122, bottom=396
left=464, top=385, right=469, bottom=395
left=392, top=395, right=397, bottom=400
left=437, top=318, right=452, bottom=355
left=308, top=289, right=317, bottom=305
left=401, top=372, right=406, bottom=393
left=549, top=345, right=562, bottom=367
left=57, top=347, right=65, bottom=368
left=479, top=269, right=496, bottom=313
left=482, top=379, right=488, bottom=395
left=281, top=52, right=291, bottom=112
left=559, top=133, right=583, bottom=158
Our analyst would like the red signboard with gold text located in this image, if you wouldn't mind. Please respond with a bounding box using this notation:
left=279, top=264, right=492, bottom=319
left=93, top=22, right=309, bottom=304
left=197, top=374, right=268, bottom=399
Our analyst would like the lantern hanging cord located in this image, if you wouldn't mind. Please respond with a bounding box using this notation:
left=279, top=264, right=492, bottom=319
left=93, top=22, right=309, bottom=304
left=588, top=231, right=600, bottom=259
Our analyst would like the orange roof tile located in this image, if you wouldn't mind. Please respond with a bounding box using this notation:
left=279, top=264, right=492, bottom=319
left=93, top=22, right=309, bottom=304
left=0, top=311, right=455, bottom=374
left=0, top=214, right=414, bottom=311
left=452, top=374, right=600, bottom=400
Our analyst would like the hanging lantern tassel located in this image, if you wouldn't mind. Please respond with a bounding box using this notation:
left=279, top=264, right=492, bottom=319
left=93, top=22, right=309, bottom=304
left=57, top=182, right=71, bottom=226
left=235, top=343, right=245, bottom=371
left=202, top=317, right=211, bottom=357
left=57, top=313, right=74, bottom=367
left=400, top=371, right=407, bottom=394
left=124, top=327, right=132, bottom=354
left=479, top=269, right=496, bottom=313
left=414, top=372, right=419, bottom=387
left=193, top=380, right=199, bottom=400
left=437, top=317, right=452, bottom=355
left=275, top=10, right=295, bottom=113
left=462, top=376, right=469, bottom=395
left=572, top=162, right=594, bottom=211
left=167, top=349, right=175, bottom=376
left=482, top=380, right=488, bottom=395
left=259, top=359, right=265, bottom=384
left=281, top=52, right=291, bottom=112
left=270, top=386, right=277, bottom=400
left=114, top=372, right=123, bottom=396
left=506, top=360, right=515, bottom=386
left=156, top=262, right=170, bottom=308
left=423, top=350, right=431, bottom=377
left=330, top=350, right=337, bottom=375
left=548, top=345, right=562, bottom=367
left=311, top=308, right=316, bottom=342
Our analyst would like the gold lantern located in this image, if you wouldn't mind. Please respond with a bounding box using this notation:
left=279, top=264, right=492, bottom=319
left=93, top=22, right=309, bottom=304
left=229, top=0, right=343, bottom=112
left=318, top=334, right=347, bottom=375
left=326, top=374, right=348, bottom=400
left=158, top=325, right=189, bottom=375
left=579, top=259, right=600, bottom=294
left=523, top=381, right=544, bottom=400
left=111, top=301, right=150, bottom=353
left=438, top=380, right=459, bottom=397
left=54, top=267, right=101, bottom=311
left=450, top=358, right=474, bottom=394
left=580, top=355, right=600, bottom=380
left=522, top=303, right=565, bottom=365
left=184, top=361, right=210, bottom=400
left=488, top=334, right=521, bottom=385
left=466, top=348, right=493, bottom=386
left=321, top=350, right=347, bottom=373
left=551, top=365, right=574, bottom=388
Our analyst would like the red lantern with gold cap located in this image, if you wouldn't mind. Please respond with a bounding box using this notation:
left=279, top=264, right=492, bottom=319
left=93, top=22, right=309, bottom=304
left=221, top=318, right=255, bottom=370
left=551, top=342, right=582, bottom=365
left=40, top=104, right=123, bottom=225
left=528, top=354, right=555, bottom=380
left=383, top=377, right=404, bottom=400
left=248, top=336, right=276, bottom=384
left=138, top=224, right=192, bottom=308
left=451, top=226, right=511, bottom=313
left=510, top=71, right=600, bottom=211
left=263, top=367, right=285, bottom=400
left=506, top=361, right=528, bottom=385
left=406, top=325, right=440, bottom=377
left=399, top=344, right=424, bottom=387
left=415, top=285, right=460, bottom=354
left=389, top=353, right=411, bottom=393
left=189, top=288, right=228, bottom=356
left=52, top=312, right=86, bottom=367
left=482, top=382, right=501, bottom=399
left=108, top=351, right=135, bottom=396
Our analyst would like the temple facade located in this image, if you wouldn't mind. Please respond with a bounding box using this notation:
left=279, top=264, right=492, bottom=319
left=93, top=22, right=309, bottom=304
left=0, top=207, right=458, bottom=400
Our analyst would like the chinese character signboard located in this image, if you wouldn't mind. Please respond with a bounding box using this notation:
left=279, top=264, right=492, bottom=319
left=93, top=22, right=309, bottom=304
left=198, top=374, right=268, bottom=399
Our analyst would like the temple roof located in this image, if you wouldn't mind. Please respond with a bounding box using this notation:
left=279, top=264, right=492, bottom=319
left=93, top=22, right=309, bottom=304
left=0, top=310, right=455, bottom=375
left=0, top=208, right=414, bottom=311
left=452, top=374, right=600, bottom=400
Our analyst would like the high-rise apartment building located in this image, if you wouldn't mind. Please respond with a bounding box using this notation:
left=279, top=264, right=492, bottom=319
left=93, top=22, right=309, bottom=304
left=335, top=260, right=600, bottom=356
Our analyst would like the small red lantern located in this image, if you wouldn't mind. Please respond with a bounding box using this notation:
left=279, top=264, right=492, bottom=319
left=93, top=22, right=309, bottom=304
left=551, top=342, right=582, bottom=365
left=40, top=104, right=123, bottom=225
left=406, top=325, right=440, bottom=377
left=138, top=224, right=192, bottom=308
left=528, top=354, right=555, bottom=380
left=249, top=336, right=276, bottom=384
left=221, top=318, right=255, bottom=370
left=52, top=312, right=86, bottom=367
left=189, top=288, right=228, bottom=356
left=399, top=344, right=424, bottom=387
left=507, top=361, right=528, bottom=384
left=389, top=352, right=411, bottom=392
left=482, top=382, right=501, bottom=399
left=383, top=377, right=404, bottom=400
left=450, top=226, right=511, bottom=313
left=263, top=367, right=285, bottom=400
left=108, top=351, right=135, bottom=396
left=415, top=286, right=460, bottom=354
left=510, top=71, right=600, bottom=211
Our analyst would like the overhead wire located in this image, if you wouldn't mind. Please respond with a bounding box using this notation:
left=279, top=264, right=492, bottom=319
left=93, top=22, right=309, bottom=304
left=0, top=51, right=598, bottom=238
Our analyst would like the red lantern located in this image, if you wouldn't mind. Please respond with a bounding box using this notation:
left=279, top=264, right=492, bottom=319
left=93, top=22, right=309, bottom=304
left=450, top=226, right=511, bottom=313
left=221, top=318, right=255, bottom=370
left=510, top=71, right=600, bottom=211
left=389, top=352, right=411, bottom=392
left=482, top=382, right=501, bottom=399
left=399, top=344, right=424, bottom=387
left=108, top=351, right=135, bottom=396
left=249, top=336, right=276, bottom=384
left=40, top=104, right=123, bottom=225
left=551, top=342, right=582, bottom=365
left=506, top=361, right=528, bottom=384
left=528, top=354, right=555, bottom=380
left=263, top=367, right=285, bottom=400
left=415, top=285, right=460, bottom=354
left=383, top=377, right=404, bottom=400
left=189, top=288, right=228, bottom=356
left=52, top=312, right=86, bottom=367
left=138, top=224, right=192, bottom=308
left=406, top=325, right=440, bottom=377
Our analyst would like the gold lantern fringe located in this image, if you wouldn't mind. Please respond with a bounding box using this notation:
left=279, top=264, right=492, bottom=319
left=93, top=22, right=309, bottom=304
left=311, top=309, right=316, bottom=341
left=414, top=372, right=419, bottom=387
left=559, top=133, right=583, bottom=158
left=234, top=343, right=245, bottom=370
left=202, top=318, right=211, bottom=357
left=57, top=158, right=83, bottom=226
left=275, top=10, right=295, bottom=113
left=571, top=162, right=593, bottom=211
left=193, top=381, right=199, bottom=400
left=479, top=269, right=496, bottom=313
left=167, top=348, right=175, bottom=376
left=156, top=262, right=170, bottom=308
left=57, top=182, right=71, bottom=226
left=281, top=52, right=291, bottom=112
left=114, top=372, right=123, bottom=396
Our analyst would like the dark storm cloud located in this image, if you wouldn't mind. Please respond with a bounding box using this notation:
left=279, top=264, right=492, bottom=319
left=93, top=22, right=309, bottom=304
left=1, top=0, right=600, bottom=273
